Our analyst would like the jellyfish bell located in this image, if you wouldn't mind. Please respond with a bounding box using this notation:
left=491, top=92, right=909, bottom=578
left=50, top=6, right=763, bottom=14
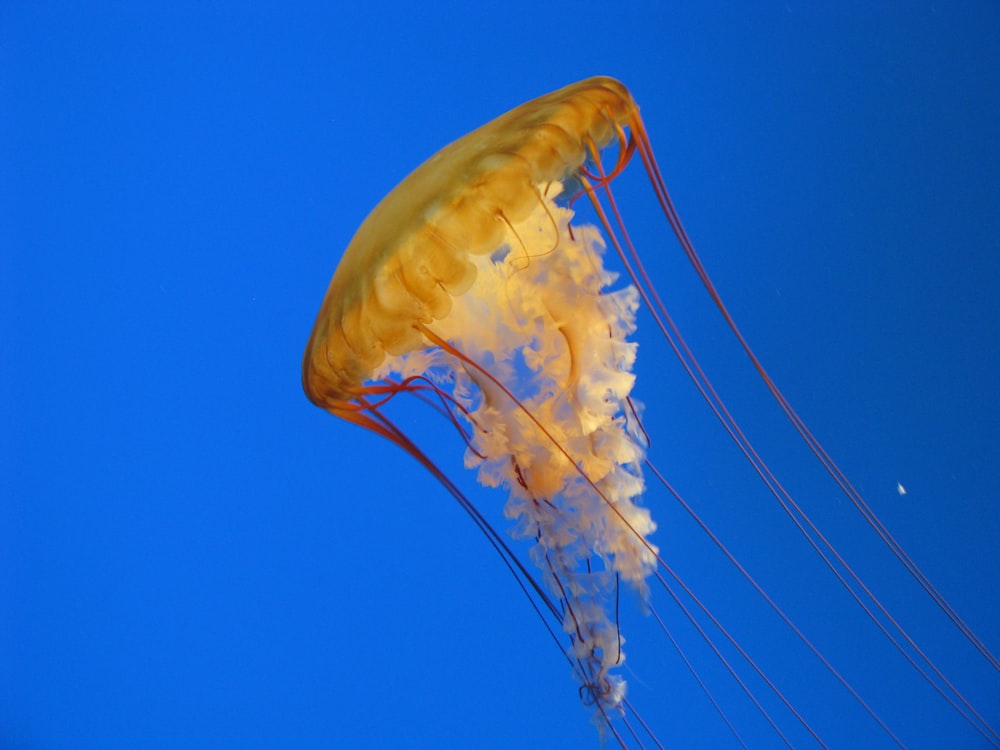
left=303, top=78, right=998, bottom=747
left=303, top=77, right=636, bottom=409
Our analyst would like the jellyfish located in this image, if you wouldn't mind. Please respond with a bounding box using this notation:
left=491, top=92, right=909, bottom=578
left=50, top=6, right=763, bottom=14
left=302, top=78, right=997, bottom=747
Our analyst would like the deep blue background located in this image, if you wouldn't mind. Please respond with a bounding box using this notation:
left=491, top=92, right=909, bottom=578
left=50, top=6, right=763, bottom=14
left=3, top=3, right=998, bottom=748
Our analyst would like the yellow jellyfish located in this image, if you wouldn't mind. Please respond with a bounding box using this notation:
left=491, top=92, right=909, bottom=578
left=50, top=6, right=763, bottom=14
left=303, top=78, right=998, bottom=747
left=304, top=77, right=653, bottom=720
